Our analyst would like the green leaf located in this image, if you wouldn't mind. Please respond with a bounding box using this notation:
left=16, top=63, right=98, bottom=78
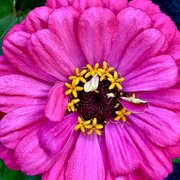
left=173, top=158, right=180, bottom=163
left=0, top=0, right=45, bottom=55
left=0, top=160, right=41, bottom=180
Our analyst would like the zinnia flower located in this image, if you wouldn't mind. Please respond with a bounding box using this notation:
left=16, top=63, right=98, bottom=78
left=0, top=0, right=180, bottom=179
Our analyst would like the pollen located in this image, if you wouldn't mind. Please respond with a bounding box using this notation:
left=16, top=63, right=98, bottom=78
left=98, top=61, right=114, bottom=81
left=74, top=116, right=91, bottom=133
left=85, top=118, right=104, bottom=136
left=69, top=68, right=87, bottom=85
left=65, top=82, right=83, bottom=98
left=115, top=107, right=131, bottom=123
left=108, top=71, right=124, bottom=90
left=85, top=63, right=102, bottom=78
left=67, top=98, right=80, bottom=112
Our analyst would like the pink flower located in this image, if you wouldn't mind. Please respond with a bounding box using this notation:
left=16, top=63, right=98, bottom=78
left=0, top=0, right=180, bottom=179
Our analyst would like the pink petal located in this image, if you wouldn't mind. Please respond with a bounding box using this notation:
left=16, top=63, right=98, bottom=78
left=101, top=0, right=128, bottom=14
left=25, top=7, right=53, bottom=34
left=39, top=113, right=78, bottom=155
left=167, top=142, right=180, bottom=159
left=0, top=105, right=45, bottom=148
left=15, top=129, right=58, bottom=175
left=28, top=29, right=76, bottom=81
left=129, top=106, right=180, bottom=147
left=0, top=75, right=50, bottom=96
left=42, top=131, right=79, bottom=180
left=122, top=55, right=178, bottom=92
left=49, top=7, right=87, bottom=68
left=128, top=0, right=160, bottom=15
left=120, top=99, right=148, bottom=113
left=65, top=133, right=105, bottom=179
left=0, top=56, right=19, bottom=76
left=45, top=82, right=68, bottom=122
left=126, top=127, right=172, bottom=179
left=0, top=75, right=50, bottom=112
left=108, top=7, right=152, bottom=68
left=0, top=144, right=20, bottom=170
left=117, top=28, right=168, bottom=77
left=137, top=84, right=180, bottom=112
left=73, top=0, right=103, bottom=13
left=3, top=31, right=56, bottom=83
left=105, top=123, right=140, bottom=175
left=46, top=0, right=72, bottom=8
left=152, top=13, right=176, bottom=44
left=78, top=7, right=118, bottom=65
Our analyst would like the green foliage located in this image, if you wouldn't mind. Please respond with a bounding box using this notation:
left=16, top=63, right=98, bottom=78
left=173, top=158, right=180, bottom=163
left=0, top=0, right=45, bottom=55
left=0, top=160, right=41, bottom=180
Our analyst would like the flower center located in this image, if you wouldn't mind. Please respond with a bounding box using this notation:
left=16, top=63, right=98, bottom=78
left=65, top=61, right=132, bottom=135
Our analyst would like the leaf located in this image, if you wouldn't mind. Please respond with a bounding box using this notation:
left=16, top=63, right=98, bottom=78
left=173, top=158, right=180, bottom=163
left=0, top=0, right=45, bottom=55
left=0, top=160, right=41, bottom=180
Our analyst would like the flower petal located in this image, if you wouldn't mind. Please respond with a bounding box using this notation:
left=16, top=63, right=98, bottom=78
left=73, top=0, right=103, bottom=13
left=45, top=82, right=68, bottom=122
left=0, top=75, right=50, bottom=112
left=152, top=13, right=176, bottom=44
left=42, top=132, right=79, bottom=180
left=0, top=144, right=20, bottom=170
left=122, top=55, right=178, bottom=92
left=129, top=0, right=160, bottom=15
left=45, top=0, right=72, bottom=8
left=28, top=29, right=76, bottom=81
left=137, top=84, right=180, bottom=112
left=117, top=28, right=168, bottom=77
left=0, top=56, right=19, bottom=76
left=120, top=99, right=148, bottom=113
left=15, top=129, right=58, bottom=175
left=78, top=7, right=118, bottom=65
left=105, top=123, right=140, bottom=175
left=126, top=126, right=172, bottom=179
left=65, top=133, right=105, bottom=180
left=129, top=106, right=180, bottom=147
left=0, top=105, right=45, bottom=149
left=39, top=113, right=78, bottom=155
left=101, top=0, right=127, bottom=14
left=108, top=7, right=152, bottom=68
left=25, top=7, right=53, bottom=33
left=49, top=7, right=87, bottom=68
left=3, top=31, right=56, bottom=83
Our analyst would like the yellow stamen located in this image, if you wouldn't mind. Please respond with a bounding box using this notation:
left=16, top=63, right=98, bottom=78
left=69, top=68, right=87, bottom=85
left=108, top=71, right=124, bottom=90
left=67, top=99, right=80, bottom=112
left=65, top=82, right=83, bottom=98
left=85, top=118, right=103, bottom=135
left=115, top=108, right=131, bottom=123
left=98, top=61, right=114, bottom=81
left=74, top=117, right=91, bottom=133
left=85, top=63, right=102, bottom=78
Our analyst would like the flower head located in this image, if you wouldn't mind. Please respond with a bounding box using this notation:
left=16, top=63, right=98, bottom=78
left=0, top=0, right=180, bottom=179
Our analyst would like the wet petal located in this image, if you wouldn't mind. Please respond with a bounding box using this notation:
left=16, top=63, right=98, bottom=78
left=3, top=31, right=56, bottom=83
left=25, top=6, right=53, bottom=33
left=49, top=7, right=87, bottom=68
left=0, top=144, right=20, bottom=170
left=105, top=123, right=140, bottom=175
left=39, top=113, right=78, bottom=155
left=45, top=82, right=68, bottom=122
left=78, top=7, right=118, bottom=65
left=108, top=7, right=152, bottom=68
left=130, top=106, right=180, bottom=147
left=66, top=133, right=105, bottom=180
left=15, top=129, right=58, bottom=175
left=28, top=29, right=76, bottom=81
left=0, top=106, right=45, bottom=149
left=123, top=55, right=178, bottom=92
